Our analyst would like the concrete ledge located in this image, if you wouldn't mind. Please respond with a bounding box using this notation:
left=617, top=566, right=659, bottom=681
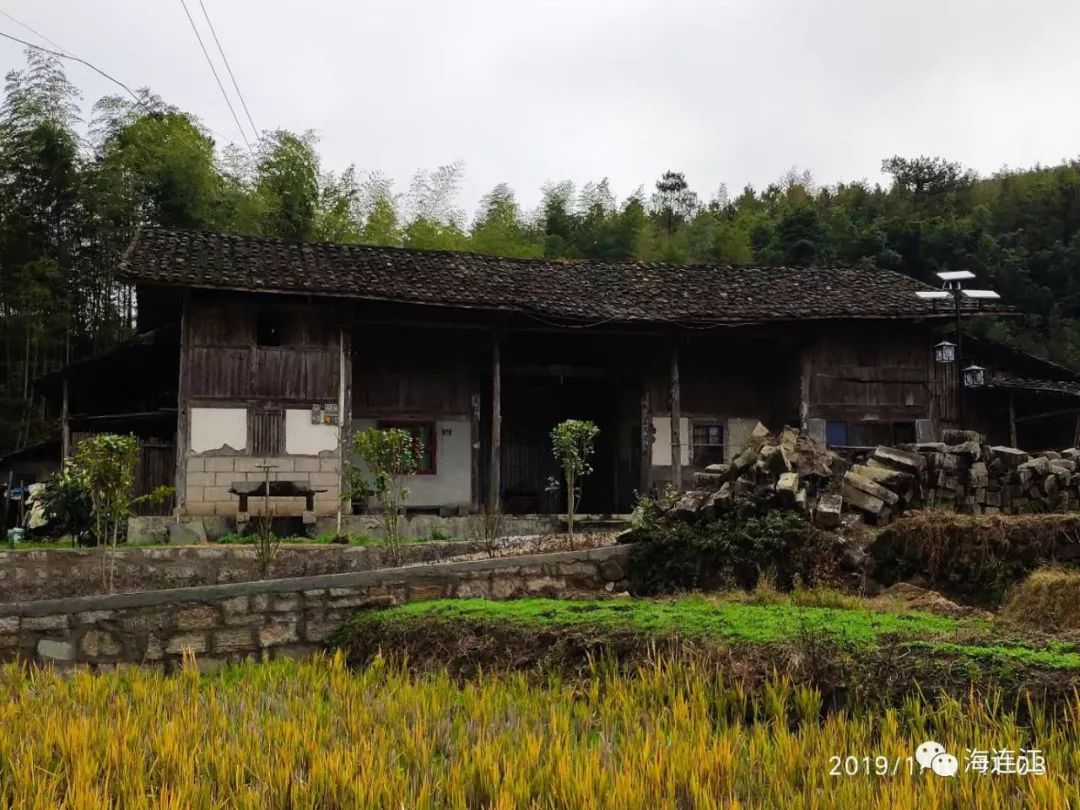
left=0, top=545, right=633, bottom=618
left=0, top=545, right=634, bottom=671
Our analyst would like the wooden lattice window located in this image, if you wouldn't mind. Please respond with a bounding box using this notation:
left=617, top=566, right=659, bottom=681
left=250, top=408, right=284, bottom=455
left=691, top=422, right=725, bottom=466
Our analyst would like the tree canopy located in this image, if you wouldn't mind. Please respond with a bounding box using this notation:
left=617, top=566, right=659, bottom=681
left=2, top=48, right=1079, bottom=453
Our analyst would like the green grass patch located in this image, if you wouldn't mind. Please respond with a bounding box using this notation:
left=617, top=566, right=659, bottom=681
left=909, top=640, right=1080, bottom=670
left=358, top=596, right=974, bottom=646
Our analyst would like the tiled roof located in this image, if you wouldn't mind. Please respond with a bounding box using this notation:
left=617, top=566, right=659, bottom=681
left=985, top=374, right=1080, bottom=398
left=120, top=228, right=997, bottom=325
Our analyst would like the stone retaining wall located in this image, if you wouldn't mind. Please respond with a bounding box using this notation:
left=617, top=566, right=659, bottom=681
left=0, top=545, right=632, bottom=671
left=0, top=534, right=614, bottom=603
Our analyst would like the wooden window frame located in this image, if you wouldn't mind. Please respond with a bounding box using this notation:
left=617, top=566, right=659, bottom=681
left=249, top=407, right=285, bottom=456
left=690, top=420, right=725, bottom=467
left=376, top=420, right=437, bottom=476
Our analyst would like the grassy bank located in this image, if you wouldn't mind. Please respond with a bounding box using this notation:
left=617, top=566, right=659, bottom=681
left=0, top=653, right=1075, bottom=808
left=343, top=596, right=1080, bottom=670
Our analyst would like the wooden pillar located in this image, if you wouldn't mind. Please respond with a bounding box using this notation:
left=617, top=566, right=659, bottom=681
left=670, top=346, right=682, bottom=492
left=639, top=386, right=652, bottom=497
left=174, top=294, right=191, bottom=514
left=336, top=324, right=352, bottom=535
left=470, top=392, right=482, bottom=510
left=1073, top=412, right=1080, bottom=450
left=1008, top=391, right=1018, bottom=448
left=799, top=344, right=812, bottom=433
left=488, top=332, right=502, bottom=508
left=60, top=375, right=70, bottom=462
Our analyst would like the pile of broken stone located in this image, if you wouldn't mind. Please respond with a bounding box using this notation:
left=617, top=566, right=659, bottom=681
left=666, top=424, right=1080, bottom=529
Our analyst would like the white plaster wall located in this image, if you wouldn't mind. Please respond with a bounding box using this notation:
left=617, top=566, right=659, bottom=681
left=351, top=417, right=472, bottom=507
left=725, top=418, right=761, bottom=463
left=285, top=409, right=339, bottom=455
left=650, top=417, right=690, bottom=467
left=190, top=407, right=247, bottom=453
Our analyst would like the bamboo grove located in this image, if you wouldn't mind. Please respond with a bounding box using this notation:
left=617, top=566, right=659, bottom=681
left=4, top=47, right=1080, bottom=454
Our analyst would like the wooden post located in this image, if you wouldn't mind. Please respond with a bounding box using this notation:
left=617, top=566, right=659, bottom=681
left=488, top=332, right=502, bottom=508
left=1073, top=412, right=1080, bottom=450
left=639, top=386, right=652, bottom=497
left=670, top=346, right=682, bottom=491
left=799, top=344, right=812, bottom=433
left=174, top=295, right=190, bottom=515
left=60, top=375, right=70, bottom=462
left=1008, top=391, right=1018, bottom=448
left=1, top=470, right=12, bottom=538
left=336, top=325, right=349, bottom=536
left=470, top=392, right=482, bottom=510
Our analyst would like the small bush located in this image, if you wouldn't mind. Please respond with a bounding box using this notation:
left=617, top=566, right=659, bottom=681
left=629, top=497, right=839, bottom=594
left=1001, top=567, right=1080, bottom=632
left=869, top=511, right=1080, bottom=603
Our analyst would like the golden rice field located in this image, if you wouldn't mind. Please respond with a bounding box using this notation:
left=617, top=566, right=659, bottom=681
left=0, top=652, right=1077, bottom=809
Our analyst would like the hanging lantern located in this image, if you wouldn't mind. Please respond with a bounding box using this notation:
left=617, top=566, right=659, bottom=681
left=962, top=364, right=986, bottom=388
left=934, top=340, right=957, bottom=364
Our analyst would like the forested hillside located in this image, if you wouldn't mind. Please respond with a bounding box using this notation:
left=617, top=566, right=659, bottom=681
left=3, top=48, right=1080, bottom=453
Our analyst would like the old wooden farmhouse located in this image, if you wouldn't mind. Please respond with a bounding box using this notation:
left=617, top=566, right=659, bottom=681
left=17, top=228, right=1036, bottom=520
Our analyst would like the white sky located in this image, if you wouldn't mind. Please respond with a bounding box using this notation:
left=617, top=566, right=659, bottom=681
left=3, top=0, right=1079, bottom=216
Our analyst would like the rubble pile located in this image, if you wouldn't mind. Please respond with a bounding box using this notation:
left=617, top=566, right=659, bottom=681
left=666, top=424, right=1080, bottom=529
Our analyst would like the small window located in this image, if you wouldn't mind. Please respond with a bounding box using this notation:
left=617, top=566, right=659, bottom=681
left=256, top=311, right=286, bottom=347
left=251, top=409, right=284, bottom=455
left=377, top=421, right=436, bottom=474
left=892, top=422, right=916, bottom=445
left=691, top=422, right=725, bottom=466
left=825, top=421, right=848, bottom=447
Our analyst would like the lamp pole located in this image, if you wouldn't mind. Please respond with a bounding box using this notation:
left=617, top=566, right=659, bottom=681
left=917, top=271, right=999, bottom=434
left=954, top=284, right=964, bottom=429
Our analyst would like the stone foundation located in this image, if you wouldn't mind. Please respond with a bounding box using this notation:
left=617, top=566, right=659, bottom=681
left=0, top=533, right=616, bottom=603
left=0, top=546, right=633, bottom=671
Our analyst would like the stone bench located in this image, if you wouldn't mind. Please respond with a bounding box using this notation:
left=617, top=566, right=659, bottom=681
left=229, top=481, right=327, bottom=514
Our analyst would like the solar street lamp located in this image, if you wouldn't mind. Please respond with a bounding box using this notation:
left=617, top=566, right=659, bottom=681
left=917, top=271, right=1000, bottom=429
left=962, top=364, right=987, bottom=388
left=934, top=340, right=957, bottom=364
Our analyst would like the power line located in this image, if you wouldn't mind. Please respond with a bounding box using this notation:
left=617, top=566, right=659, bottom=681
left=176, top=0, right=253, bottom=154
left=0, top=27, right=236, bottom=147
left=0, top=29, right=143, bottom=109
left=0, top=10, right=70, bottom=55
left=197, top=0, right=259, bottom=139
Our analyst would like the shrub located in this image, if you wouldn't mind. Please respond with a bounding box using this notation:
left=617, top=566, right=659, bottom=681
left=629, top=496, right=839, bottom=594
left=547, top=419, right=599, bottom=542
left=39, top=464, right=92, bottom=541
left=1000, top=567, right=1080, bottom=632
left=347, top=427, right=423, bottom=556
left=869, top=511, right=1080, bottom=603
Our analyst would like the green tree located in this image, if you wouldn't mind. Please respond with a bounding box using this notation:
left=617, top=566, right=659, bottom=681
left=348, top=427, right=422, bottom=555
left=548, top=419, right=599, bottom=543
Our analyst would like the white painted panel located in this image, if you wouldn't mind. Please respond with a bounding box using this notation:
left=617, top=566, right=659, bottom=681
left=650, top=417, right=690, bottom=467
left=190, top=407, right=247, bottom=453
left=351, top=418, right=471, bottom=507
left=725, top=418, right=761, bottom=463
left=285, top=409, right=339, bottom=455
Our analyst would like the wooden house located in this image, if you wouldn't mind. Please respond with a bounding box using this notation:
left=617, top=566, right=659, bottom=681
left=45, top=228, right=1004, bottom=519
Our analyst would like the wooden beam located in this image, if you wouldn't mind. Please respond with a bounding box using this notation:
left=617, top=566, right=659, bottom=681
left=60, top=375, right=70, bottom=462
left=639, top=386, right=651, bottom=497
left=670, top=346, right=682, bottom=492
left=470, top=392, right=482, bottom=510
left=799, top=344, right=813, bottom=432
left=1008, top=391, right=1018, bottom=448
left=1014, top=406, right=1080, bottom=424
left=488, top=332, right=502, bottom=508
left=174, top=294, right=191, bottom=515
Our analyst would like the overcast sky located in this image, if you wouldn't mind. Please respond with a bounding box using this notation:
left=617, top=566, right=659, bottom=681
left=3, top=0, right=1079, bottom=216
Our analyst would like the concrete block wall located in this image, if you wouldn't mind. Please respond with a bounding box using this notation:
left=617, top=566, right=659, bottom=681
left=0, top=546, right=632, bottom=672
left=185, top=454, right=341, bottom=517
